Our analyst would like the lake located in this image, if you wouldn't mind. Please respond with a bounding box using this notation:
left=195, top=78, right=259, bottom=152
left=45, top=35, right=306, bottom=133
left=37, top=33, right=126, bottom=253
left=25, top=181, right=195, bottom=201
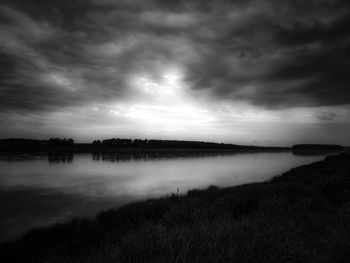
left=0, top=151, right=333, bottom=242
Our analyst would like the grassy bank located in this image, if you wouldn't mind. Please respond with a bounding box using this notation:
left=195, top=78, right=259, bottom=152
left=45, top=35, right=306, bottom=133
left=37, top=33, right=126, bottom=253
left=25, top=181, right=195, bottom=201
left=1, top=152, right=350, bottom=262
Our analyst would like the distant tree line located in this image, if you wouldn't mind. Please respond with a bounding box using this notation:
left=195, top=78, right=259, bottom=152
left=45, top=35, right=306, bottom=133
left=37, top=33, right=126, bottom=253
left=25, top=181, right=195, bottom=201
left=0, top=138, right=290, bottom=153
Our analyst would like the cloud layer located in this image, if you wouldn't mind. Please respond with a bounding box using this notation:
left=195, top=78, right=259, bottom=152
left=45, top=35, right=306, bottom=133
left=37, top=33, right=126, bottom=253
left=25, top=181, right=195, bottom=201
left=1, top=0, right=350, bottom=113
left=0, top=0, right=350, bottom=144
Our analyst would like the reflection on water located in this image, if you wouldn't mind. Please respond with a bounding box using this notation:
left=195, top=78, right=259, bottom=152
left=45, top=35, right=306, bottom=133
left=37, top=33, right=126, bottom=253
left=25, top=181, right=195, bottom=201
left=292, top=149, right=343, bottom=156
left=0, top=151, right=333, bottom=242
left=48, top=153, right=74, bottom=163
left=91, top=151, right=251, bottom=162
left=0, top=186, right=132, bottom=243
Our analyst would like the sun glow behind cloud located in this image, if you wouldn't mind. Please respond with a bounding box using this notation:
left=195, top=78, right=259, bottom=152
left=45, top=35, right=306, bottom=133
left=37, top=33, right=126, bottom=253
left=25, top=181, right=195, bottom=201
left=54, top=64, right=348, bottom=145
left=108, top=66, right=215, bottom=133
left=1, top=61, right=350, bottom=145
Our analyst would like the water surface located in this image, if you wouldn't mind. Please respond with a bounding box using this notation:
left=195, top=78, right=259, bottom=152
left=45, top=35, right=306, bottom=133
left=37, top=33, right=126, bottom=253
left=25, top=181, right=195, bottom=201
left=0, top=152, right=332, bottom=242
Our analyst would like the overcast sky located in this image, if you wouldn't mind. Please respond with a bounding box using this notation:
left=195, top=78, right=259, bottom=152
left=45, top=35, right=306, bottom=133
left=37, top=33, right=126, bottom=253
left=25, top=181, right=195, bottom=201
left=0, top=0, right=349, bottom=145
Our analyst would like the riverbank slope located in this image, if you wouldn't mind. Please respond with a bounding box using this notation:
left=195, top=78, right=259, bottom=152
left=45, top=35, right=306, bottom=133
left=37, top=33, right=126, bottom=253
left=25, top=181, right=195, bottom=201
left=1, top=152, right=350, bottom=262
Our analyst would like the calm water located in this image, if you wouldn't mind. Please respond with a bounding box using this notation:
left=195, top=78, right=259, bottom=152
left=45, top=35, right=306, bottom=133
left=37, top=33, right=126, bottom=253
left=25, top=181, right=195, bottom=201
left=0, top=152, right=331, bottom=242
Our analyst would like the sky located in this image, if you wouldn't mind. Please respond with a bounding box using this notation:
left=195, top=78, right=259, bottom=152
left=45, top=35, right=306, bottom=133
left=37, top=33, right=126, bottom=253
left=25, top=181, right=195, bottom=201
left=0, top=0, right=350, bottom=146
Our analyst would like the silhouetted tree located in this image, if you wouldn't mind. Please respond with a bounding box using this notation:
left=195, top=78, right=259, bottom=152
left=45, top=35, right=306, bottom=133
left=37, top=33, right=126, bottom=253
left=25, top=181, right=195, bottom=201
left=92, top=140, right=102, bottom=146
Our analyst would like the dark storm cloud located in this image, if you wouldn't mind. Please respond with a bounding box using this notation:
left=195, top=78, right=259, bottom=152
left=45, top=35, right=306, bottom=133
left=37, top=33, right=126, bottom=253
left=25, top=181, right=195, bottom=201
left=182, top=0, right=350, bottom=108
left=0, top=0, right=350, bottom=113
left=276, top=13, right=350, bottom=46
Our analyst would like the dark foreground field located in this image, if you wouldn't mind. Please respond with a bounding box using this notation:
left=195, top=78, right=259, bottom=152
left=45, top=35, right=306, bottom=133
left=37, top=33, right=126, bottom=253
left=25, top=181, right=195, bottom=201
left=1, top=152, right=350, bottom=263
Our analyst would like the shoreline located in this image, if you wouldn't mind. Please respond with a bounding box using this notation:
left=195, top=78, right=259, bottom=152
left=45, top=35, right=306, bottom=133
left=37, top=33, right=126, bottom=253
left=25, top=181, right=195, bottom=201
left=1, top=151, right=350, bottom=262
left=0, top=138, right=291, bottom=153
